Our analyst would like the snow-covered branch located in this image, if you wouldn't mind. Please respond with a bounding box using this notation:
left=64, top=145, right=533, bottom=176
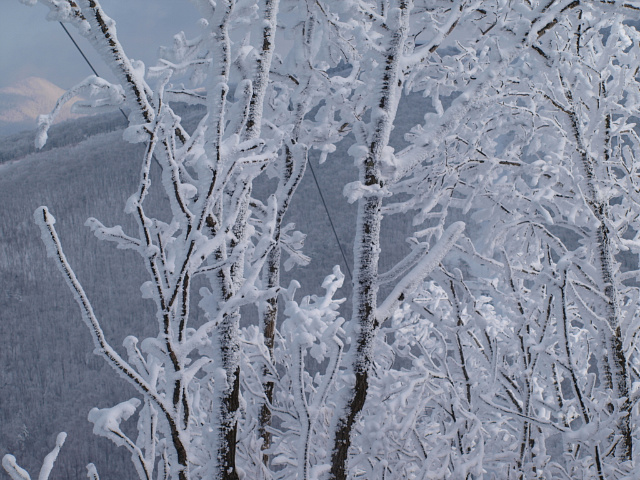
left=2, top=432, right=67, bottom=480
left=377, top=222, right=465, bottom=323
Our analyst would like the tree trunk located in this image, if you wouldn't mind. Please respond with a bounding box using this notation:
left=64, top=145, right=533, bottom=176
left=329, top=4, right=410, bottom=477
left=564, top=88, right=632, bottom=460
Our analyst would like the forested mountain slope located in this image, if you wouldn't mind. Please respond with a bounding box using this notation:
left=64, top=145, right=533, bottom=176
left=0, top=96, right=424, bottom=479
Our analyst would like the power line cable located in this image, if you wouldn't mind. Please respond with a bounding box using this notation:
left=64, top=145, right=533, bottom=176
left=307, top=159, right=353, bottom=281
left=58, top=21, right=352, bottom=281
left=59, top=22, right=99, bottom=77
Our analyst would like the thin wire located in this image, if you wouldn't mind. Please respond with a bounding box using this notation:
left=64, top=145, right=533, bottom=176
left=307, top=159, right=353, bottom=281
left=58, top=20, right=352, bottom=281
left=59, top=22, right=128, bottom=121
left=59, top=22, right=99, bottom=77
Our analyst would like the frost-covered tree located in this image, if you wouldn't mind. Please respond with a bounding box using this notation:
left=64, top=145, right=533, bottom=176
left=5, top=0, right=640, bottom=479
left=381, top=1, right=640, bottom=477
left=519, top=7, right=640, bottom=465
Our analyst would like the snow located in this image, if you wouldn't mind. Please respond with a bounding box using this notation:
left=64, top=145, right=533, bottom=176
left=38, top=432, right=67, bottom=480
left=88, top=399, right=141, bottom=448
left=343, top=180, right=391, bottom=203
left=2, top=456, right=31, bottom=480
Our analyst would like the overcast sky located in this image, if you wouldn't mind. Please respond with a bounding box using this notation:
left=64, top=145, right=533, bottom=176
left=1, top=1, right=201, bottom=90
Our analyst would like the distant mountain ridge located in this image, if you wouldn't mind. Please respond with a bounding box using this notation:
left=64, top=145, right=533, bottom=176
left=0, top=104, right=208, bottom=165
left=0, top=77, right=85, bottom=137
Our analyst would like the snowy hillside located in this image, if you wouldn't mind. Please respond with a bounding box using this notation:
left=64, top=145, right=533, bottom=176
left=0, top=96, right=425, bottom=479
